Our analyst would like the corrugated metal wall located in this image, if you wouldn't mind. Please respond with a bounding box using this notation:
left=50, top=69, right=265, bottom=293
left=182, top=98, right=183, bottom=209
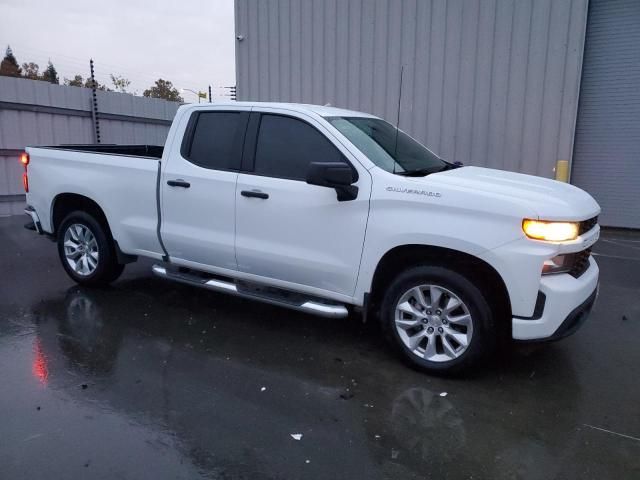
left=571, top=0, right=640, bottom=228
left=0, top=76, right=180, bottom=215
left=235, top=0, right=588, bottom=179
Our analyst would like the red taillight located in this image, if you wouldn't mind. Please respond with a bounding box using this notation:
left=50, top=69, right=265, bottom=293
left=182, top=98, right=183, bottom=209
left=21, top=152, right=29, bottom=192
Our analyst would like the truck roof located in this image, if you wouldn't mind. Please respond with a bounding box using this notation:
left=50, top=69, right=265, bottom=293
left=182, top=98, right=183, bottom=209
left=180, top=101, right=377, bottom=119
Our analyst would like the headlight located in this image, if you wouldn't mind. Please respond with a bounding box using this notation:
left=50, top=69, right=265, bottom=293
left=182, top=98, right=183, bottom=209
left=522, top=219, right=579, bottom=242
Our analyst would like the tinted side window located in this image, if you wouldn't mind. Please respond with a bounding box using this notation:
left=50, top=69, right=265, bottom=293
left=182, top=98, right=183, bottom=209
left=253, top=114, right=344, bottom=180
left=185, top=112, right=244, bottom=170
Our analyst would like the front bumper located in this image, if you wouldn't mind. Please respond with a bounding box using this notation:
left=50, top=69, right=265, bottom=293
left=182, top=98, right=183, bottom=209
left=543, top=286, right=598, bottom=341
left=512, top=256, right=599, bottom=340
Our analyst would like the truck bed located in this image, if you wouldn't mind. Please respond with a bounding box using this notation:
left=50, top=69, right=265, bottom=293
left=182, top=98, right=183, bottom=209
left=25, top=145, right=164, bottom=259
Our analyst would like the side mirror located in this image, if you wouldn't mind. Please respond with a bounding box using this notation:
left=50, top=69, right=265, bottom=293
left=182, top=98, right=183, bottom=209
left=306, top=162, right=359, bottom=201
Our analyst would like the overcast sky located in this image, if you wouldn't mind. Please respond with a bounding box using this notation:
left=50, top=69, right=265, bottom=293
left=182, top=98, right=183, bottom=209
left=0, top=0, right=236, bottom=101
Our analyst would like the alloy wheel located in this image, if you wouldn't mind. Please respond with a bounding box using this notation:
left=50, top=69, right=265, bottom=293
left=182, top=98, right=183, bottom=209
left=394, top=284, right=473, bottom=362
left=63, top=223, right=99, bottom=276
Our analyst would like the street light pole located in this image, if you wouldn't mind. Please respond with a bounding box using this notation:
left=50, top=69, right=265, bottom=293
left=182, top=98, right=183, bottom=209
left=180, top=88, right=205, bottom=103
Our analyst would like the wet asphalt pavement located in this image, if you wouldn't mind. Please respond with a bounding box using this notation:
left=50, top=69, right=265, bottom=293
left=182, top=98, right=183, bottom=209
left=0, top=215, right=639, bottom=480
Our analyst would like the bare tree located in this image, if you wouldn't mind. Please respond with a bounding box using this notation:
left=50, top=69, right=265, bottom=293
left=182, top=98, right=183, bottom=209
left=110, top=74, right=131, bottom=93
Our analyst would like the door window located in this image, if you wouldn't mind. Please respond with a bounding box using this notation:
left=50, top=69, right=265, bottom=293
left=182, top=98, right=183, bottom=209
left=253, top=114, right=344, bottom=180
left=182, top=112, right=246, bottom=170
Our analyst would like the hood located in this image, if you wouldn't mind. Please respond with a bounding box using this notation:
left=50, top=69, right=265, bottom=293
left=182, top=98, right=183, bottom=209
left=425, top=166, right=600, bottom=221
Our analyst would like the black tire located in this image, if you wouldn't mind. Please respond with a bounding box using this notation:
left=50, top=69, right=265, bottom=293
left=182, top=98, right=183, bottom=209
left=57, top=211, right=125, bottom=286
left=380, top=266, right=494, bottom=375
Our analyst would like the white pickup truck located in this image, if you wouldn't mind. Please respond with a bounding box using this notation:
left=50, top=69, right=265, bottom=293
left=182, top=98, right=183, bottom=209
left=23, top=102, right=601, bottom=373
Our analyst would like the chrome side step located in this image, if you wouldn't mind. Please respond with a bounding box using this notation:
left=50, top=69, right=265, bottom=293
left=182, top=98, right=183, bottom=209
left=151, top=264, right=349, bottom=318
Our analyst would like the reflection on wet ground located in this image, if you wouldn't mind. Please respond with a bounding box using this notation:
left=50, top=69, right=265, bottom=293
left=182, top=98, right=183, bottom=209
left=1, top=216, right=639, bottom=479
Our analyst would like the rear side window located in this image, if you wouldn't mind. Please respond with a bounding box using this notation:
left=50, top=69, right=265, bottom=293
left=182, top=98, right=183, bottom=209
left=184, top=112, right=245, bottom=170
left=253, top=114, right=344, bottom=180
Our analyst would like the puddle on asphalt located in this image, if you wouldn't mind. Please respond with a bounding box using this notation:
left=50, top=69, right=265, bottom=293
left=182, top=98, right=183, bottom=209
left=0, top=284, right=637, bottom=479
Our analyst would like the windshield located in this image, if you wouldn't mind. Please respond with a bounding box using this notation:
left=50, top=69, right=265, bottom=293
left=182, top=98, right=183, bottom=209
left=327, top=116, right=448, bottom=175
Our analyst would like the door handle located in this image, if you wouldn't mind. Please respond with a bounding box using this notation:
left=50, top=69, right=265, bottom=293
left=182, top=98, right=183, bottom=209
left=241, top=190, right=269, bottom=199
left=167, top=179, right=191, bottom=188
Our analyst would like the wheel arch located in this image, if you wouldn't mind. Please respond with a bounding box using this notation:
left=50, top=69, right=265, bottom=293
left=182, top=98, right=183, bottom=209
left=51, top=193, right=136, bottom=264
left=368, top=244, right=512, bottom=327
left=51, top=193, right=112, bottom=238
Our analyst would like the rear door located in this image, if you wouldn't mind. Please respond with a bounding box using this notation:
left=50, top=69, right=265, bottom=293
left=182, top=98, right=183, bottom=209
left=235, top=109, right=371, bottom=298
left=161, top=107, right=249, bottom=271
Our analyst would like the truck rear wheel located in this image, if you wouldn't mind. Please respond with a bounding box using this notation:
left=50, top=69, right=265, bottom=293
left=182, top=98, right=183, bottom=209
left=380, top=266, right=493, bottom=374
left=57, top=211, right=124, bottom=286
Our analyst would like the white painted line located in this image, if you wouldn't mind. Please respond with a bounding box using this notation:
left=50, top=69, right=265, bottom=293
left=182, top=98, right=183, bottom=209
left=602, top=237, right=640, bottom=244
left=601, top=239, right=640, bottom=251
left=592, top=252, right=640, bottom=261
left=582, top=424, right=640, bottom=442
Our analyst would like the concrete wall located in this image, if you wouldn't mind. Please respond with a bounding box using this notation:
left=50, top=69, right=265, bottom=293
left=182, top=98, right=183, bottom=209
left=0, top=76, right=180, bottom=215
left=235, top=0, right=589, bottom=179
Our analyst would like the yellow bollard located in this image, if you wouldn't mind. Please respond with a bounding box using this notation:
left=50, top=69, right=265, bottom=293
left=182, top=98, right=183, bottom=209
left=555, top=160, right=569, bottom=182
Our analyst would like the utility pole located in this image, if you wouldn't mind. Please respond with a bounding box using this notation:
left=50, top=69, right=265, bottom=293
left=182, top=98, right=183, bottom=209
left=89, top=59, right=101, bottom=144
left=180, top=88, right=206, bottom=103
left=208, top=85, right=212, bottom=102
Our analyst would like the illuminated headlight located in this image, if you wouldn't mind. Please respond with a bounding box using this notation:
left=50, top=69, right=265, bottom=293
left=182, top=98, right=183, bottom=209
left=522, top=219, right=579, bottom=242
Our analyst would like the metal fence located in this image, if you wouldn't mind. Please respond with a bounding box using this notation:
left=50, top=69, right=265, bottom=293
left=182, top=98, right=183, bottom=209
left=0, top=76, right=180, bottom=215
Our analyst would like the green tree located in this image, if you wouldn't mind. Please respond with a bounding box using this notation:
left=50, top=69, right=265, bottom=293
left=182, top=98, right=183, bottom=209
left=63, top=75, right=109, bottom=90
left=42, top=60, right=59, bottom=84
left=0, top=45, right=22, bottom=77
left=110, top=74, right=131, bottom=93
left=64, top=74, right=85, bottom=87
left=86, top=77, right=109, bottom=91
left=143, top=79, right=183, bottom=102
left=22, top=62, right=41, bottom=80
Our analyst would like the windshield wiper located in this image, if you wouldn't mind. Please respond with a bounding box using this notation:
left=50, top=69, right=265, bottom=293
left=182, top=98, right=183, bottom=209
left=400, top=162, right=463, bottom=176
left=395, top=168, right=436, bottom=177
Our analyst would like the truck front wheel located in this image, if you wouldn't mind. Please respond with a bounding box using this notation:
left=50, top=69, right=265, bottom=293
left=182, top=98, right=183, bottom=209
left=57, top=211, right=124, bottom=286
left=380, top=266, right=493, bottom=374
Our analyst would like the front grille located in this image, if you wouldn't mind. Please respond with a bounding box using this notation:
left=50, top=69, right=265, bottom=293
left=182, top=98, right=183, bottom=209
left=570, top=248, right=592, bottom=278
left=579, top=216, right=598, bottom=236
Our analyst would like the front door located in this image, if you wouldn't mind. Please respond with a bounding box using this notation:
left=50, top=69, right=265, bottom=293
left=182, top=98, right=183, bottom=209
left=235, top=111, right=371, bottom=297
